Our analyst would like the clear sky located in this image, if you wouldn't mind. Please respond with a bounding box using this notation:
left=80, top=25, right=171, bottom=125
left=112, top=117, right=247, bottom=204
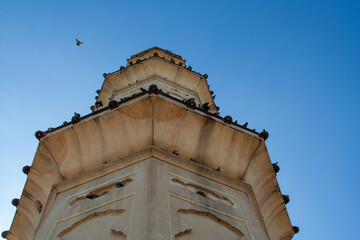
left=0, top=1, right=359, bottom=239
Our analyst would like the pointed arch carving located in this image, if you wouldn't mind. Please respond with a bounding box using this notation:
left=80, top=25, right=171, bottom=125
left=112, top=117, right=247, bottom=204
left=171, top=178, right=235, bottom=207
left=57, top=209, right=126, bottom=238
left=176, top=209, right=245, bottom=239
left=69, top=178, right=133, bottom=206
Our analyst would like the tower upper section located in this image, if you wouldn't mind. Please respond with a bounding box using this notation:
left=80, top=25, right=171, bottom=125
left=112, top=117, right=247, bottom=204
left=127, top=47, right=186, bottom=67
left=95, top=47, right=218, bottom=114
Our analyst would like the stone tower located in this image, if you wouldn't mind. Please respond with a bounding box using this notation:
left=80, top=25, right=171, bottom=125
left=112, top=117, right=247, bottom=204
left=2, top=47, right=297, bottom=240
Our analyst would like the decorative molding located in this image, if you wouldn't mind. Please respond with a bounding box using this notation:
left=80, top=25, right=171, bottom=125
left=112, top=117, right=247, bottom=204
left=69, top=178, right=133, bottom=206
left=177, top=209, right=244, bottom=238
left=170, top=178, right=235, bottom=207
left=174, top=228, right=192, bottom=238
left=57, top=209, right=125, bottom=238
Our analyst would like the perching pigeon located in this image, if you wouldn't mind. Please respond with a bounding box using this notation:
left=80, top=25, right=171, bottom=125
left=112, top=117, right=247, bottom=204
left=213, top=167, right=221, bottom=172
left=199, top=102, right=210, bottom=111
left=75, top=38, right=84, bottom=46
left=86, top=194, right=99, bottom=199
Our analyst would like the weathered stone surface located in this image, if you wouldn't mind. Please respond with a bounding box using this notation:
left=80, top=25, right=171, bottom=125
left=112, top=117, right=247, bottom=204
left=6, top=47, right=295, bottom=240
left=33, top=152, right=269, bottom=239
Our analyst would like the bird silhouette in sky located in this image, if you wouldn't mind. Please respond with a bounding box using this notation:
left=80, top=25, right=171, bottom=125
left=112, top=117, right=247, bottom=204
left=75, top=38, right=84, bottom=46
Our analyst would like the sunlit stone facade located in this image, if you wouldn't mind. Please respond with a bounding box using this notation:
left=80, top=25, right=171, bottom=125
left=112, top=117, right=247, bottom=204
left=3, top=47, right=296, bottom=240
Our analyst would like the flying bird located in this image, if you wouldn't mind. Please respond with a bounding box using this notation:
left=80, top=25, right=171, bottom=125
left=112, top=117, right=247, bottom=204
left=75, top=38, right=84, bottom=46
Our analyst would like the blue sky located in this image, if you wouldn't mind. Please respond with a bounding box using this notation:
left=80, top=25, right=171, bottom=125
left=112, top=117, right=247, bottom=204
left=0, top=1, right=359, bottom=239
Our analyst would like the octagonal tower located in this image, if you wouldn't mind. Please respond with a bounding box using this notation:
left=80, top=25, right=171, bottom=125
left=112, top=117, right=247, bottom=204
left=2, top=47, right=297, bottom=240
